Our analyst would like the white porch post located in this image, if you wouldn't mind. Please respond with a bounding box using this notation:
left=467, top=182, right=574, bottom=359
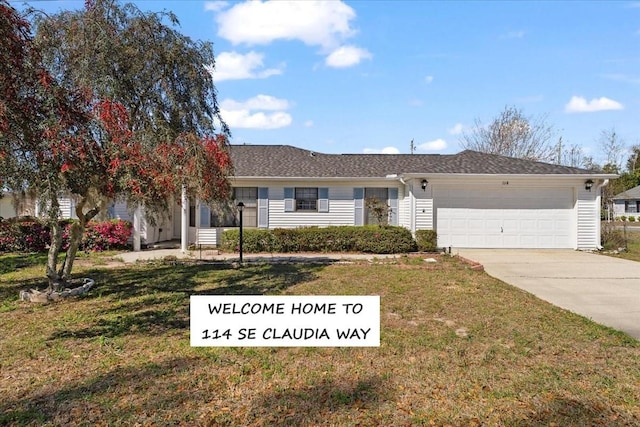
left=181, top=185, right=188, bottom=253
left=133, top=205, right=141, bottom=252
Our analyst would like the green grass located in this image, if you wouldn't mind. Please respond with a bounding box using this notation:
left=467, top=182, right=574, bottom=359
left=617, top=231, right=640, bottom=262
left=0, top=253, right=638, bottom=426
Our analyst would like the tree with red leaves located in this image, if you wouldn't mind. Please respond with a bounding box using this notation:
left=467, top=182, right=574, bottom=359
left=1, top=0, right=232, bottom=293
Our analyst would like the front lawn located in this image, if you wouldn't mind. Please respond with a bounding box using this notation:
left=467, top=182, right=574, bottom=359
left=611, top=229, right=640, bottom=262
left=0, top=254, right=638, bottom=426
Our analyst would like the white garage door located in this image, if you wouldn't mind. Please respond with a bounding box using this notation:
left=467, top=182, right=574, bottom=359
left=436, top=187, right=574, bottom=249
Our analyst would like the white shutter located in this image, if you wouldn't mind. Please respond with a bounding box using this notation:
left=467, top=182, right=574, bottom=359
left=354, top=188, right=364, bottom=226
left=318, top=188, right=329, bottom=212
left=284, top=188, right=294, bottom=212
left=389, top=188, right=398, bottom=226
left=258, top=187, right=269, bottom=228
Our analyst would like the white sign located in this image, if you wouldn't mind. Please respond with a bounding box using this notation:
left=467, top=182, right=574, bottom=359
left=190, top=295, right=380, bottom=347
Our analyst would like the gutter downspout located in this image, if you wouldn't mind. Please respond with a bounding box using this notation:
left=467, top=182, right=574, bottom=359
left=398, top=176, right=416, bottom=235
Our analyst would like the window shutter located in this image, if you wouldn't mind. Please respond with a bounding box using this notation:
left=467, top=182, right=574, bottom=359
left=258, top=187, right=269, bottom=228
left=200, top=204, right=210, bottom=228
left=284, top=187, right=294, bottom=212
left=388, top=187, right=398, bottom=226
left=354, top=188, right=364, bottom=226
left=318, top=188, right=329, bottom=212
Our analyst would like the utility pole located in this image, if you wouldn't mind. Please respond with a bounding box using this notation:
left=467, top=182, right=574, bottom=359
left=410, top=139, right=415, bottom=154
left=556, top=136, right=563, bottom=165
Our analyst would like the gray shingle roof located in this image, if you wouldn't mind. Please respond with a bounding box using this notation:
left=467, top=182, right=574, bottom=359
left=229, top=144, right=600, bottom=178
left=613, top=185, right=640, bottom=200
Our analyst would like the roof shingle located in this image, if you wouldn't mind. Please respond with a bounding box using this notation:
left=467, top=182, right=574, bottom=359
left=229, top=144, right=601, bottom=178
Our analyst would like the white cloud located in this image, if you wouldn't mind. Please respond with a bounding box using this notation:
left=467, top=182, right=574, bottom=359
left=564, top=96, right=624, bottom=113
left=208, top=51, right=283, bottom=82
left=216, top=1, right=356, bottom=49
left=425, top=75, right=434, bottom=84
left=325, top=45, right=372, bottom=68
left=222, top=110, right=292, bottom=130
left=304, top=120, right=314, bottom=127
left=448, top=123, right=464, bottom=135
left=418, top=139, right=447, bottom=151
left=204, top=1, right=228, bottom=12
left=363, top=146, right=400, bottom=154
left=220, top=95, right=292, bottom=129
left=221, top=94, right=290, bottom=111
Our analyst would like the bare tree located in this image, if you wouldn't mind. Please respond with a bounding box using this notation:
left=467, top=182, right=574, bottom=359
left=599, top=128, right=625, bottom=173
left=460, top=106, right=557, bottom=162
left=555, top=138, right=593, bottom=169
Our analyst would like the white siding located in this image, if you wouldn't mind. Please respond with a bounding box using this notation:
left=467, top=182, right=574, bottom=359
left=268, top=185, right=358, bottom=228
left=111, top=201, right=131, bottom=221
left=196, top=228, right=221, bottom=246
left=59, top=197, right=73, bottom=218
left=397, top=186, right=411, bottom=230
left=576, top=188, right=599, bottom=250
left=415, top=198, right=434, bottom=230
left=0, top=198, right=16, bottom=218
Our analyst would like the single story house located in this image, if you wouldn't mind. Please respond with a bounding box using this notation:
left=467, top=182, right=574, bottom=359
left=0, top=190, right=36, bottom=219
left=612, top=185, right=640, bottom=219
left=36, top=145, right=616, bottom=250
left=0, top=191, right=17, bottom=219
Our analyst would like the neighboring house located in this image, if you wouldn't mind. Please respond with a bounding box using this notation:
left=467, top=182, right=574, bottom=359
left=0, top=191, right=36, bottom=219
left=612, top=185, right=640, bottom=219
left=59, top=145, right=617, bottom=250
left=0, top=192, right=17, bottom=219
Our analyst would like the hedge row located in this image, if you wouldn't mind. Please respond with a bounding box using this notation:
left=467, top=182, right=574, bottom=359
left=220, top=226, right=438, bottom=254
left=0, top=218, right=132, bottom=253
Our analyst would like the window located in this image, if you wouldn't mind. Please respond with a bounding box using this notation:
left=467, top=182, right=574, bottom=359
left=284, top=187, right=328, bottom=213
left=233, top=187, right=258, bottom=227
left=208, top=187, right=258, bottom=227
left=295, top=187, right=318, bottom=211
left=625, top=200, right=639, bottom=214
left=189, top=198, right=196, bottom=227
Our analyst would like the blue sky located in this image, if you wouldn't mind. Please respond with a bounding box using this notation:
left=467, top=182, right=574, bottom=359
left=14, top=1, right=640, bottom=165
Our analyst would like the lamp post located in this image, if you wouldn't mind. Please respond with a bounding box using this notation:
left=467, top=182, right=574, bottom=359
left=237, top=201, right=244, bottom=264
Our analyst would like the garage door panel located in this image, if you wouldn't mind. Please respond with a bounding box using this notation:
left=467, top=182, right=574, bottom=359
left=436, top=187, right=573, bottom=249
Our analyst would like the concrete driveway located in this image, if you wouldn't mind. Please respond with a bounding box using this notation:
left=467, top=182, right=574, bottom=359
left=456, top=249, right=640, bottom=340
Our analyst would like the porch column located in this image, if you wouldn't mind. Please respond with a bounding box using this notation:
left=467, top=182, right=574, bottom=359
left=181, top=185, right=188, bottom=253
left=133, top=205, right=141, bottom=252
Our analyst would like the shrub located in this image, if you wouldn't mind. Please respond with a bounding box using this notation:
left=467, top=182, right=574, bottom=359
left=620, top=215, right=627, bottom=222
left=0, top=217, right=50, bottom=252
left=82, top=219, right=133, bottom=251
left=601, top=221, right=626, bottom=250
left=628, top=216, right=636, bottom=222
left=220, top=226, right=417, bottom=254
left=416, top=230, right=438, bottom=252
left=352, top=226, right=416, bottom=254
left=0, top=217, right=131, bottom=253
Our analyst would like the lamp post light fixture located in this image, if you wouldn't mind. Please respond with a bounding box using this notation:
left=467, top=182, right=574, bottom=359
left=421, top=179, right=428, bottom=191
left=237, top=201, right=245, bottom=264
left=585, top=179, right=594, bottom=192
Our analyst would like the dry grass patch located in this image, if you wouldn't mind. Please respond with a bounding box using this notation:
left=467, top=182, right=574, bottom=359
left=0, top=254, right=638, bottom=426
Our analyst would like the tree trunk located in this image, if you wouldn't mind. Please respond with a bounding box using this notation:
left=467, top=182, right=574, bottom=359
left=46, top=218, right=64, bottom=292
left=59, top=197, right=103, bottom=282
left=46, top=198, right=63, bottom=292
left=59, top=218, right=84, bottom=283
